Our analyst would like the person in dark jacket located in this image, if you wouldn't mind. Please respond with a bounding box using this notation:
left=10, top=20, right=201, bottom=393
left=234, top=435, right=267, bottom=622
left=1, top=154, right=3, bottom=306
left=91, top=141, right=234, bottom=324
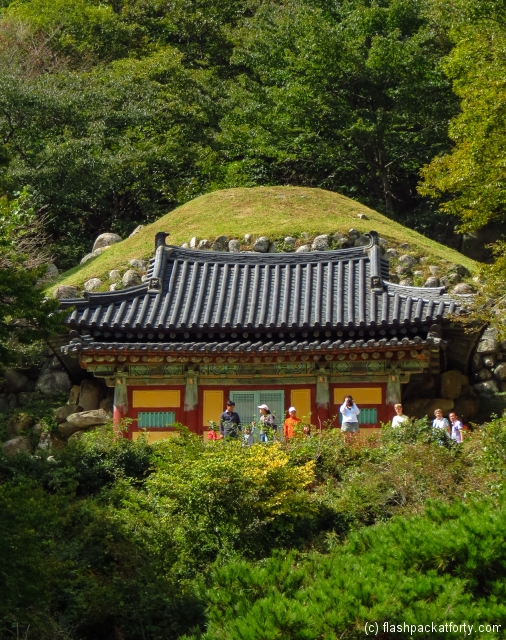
left=219, top=400, right=241, bottom=438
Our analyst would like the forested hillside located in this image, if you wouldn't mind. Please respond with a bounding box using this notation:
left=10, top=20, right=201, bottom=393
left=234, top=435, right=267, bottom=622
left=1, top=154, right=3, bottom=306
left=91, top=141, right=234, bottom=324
left=0, top=0, right=462, bottom=270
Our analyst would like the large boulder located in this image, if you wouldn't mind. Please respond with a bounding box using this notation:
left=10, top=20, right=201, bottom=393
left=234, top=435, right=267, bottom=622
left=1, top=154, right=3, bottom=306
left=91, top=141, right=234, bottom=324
left=212, top=235, right=228, bottom=251
left=68, top=385, right=81, bottom=405
left=109, top=269, right=120, bottom=282
left=472, top=353, right=483, bottom=370
left=441, top=370, right=464, bottom=400
left=453, top=283, right=475, bottom=295
left=454, top=395, right=480, bottom=421
left=92, top=233, right=122, bottom=253
left=474, top=368, right=493, bottom=382
left=18, top=391, right=41, bottom=407
left=3, top=369, right=31, bottom=393
left=99, top=396, right=114, bottom=417
left=66, top=408, right=109, bottom=429
left=68, top=430, right=87, bottom=445
left=476, top=328, right=499, bottom=355
left=424, top=398, right=455, bottom=417
left=403, top=398, right=429, bottom=418
left=398, top=254, right=417, bottom=267
left=228, top=239, right=240, bottom=253
left=58, top=421, right=85, bottom=438
left=474, top=380, right=499, bottom=397
left=84, top=278, right=102, bottom=292
left=311, top=235, right=329, bottom=251
left=3, top=436, right=33, bottom=457
left=37, top=432, right=65, bottom=450
left=43, top=263, right=59, bottom=280
left=122, top=270, right=141, bottom=287
left=7, top=412, right=34, bottom=437
left=354, top=234, right=369, bottom=247
left=53, top=285, right=79, bottom=300
left=253, top=237, right=270, bottom=253
left=78, top=378, right=106, bottom=411
left=494, top=362, right=506, bottom=381
left=54, top=404, right=83, bottom=424
left=482, top=354, right=496, bottom=368
left=129, top=259, right=147, bottom=270
left=35, top=371, right=72, bottom=395
left=129, top=225, right=144, bottom=238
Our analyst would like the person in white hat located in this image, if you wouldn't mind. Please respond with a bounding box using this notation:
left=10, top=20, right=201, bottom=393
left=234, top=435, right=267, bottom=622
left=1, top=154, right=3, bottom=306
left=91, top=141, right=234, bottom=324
left=284, top=406, right=301, bottom=439
left=256, top=404, right=277, bottom=442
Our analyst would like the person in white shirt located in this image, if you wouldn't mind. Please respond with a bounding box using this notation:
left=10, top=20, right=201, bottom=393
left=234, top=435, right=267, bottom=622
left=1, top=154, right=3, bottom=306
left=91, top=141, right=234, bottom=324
left=432, top=408, right=450, bottom=435
left=449, top=412, right=465, bottom=443
left=340, top=395, right=360, bottom=433
left=391, top=403, right=409, bottom=427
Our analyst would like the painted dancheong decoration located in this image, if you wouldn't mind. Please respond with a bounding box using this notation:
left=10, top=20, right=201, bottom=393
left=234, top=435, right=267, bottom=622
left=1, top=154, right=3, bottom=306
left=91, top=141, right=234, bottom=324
left=60, top=231, right=465, bottom=441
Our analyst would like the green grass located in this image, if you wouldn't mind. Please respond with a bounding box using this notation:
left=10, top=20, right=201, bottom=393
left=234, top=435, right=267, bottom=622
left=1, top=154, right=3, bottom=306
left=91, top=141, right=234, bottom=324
left=48, top=186, right=477, bottom=293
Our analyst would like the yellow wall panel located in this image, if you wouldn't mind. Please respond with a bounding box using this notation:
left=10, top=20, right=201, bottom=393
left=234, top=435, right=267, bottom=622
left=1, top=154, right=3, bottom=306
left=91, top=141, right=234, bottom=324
left=132, top=431, right=179, bottom=443
left=291, top=389, right=312, bottom=421
left=203, top=390, right=224, bottom=427
left=333, top=387, right=382, bottom=405
left=132, top=390, right=180, bottom=408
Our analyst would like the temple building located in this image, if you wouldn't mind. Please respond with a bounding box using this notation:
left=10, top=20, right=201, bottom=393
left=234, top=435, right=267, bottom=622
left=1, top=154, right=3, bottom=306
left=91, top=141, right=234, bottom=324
left=60, top=231, right=468, bottom=441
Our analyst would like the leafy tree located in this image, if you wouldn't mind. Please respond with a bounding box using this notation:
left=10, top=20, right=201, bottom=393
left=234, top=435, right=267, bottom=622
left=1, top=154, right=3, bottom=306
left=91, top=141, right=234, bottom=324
left=216, top=0, right=457, bottom=225
left=419, top=0, right=506, bottom=232
left=0, top=44, right=217, bottom=267
left=0, top=195, right=64, bottom=365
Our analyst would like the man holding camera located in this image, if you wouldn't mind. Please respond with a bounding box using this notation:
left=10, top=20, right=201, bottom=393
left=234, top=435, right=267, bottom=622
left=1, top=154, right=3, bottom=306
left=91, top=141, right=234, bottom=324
left=339, top=395, right=360, bottom=433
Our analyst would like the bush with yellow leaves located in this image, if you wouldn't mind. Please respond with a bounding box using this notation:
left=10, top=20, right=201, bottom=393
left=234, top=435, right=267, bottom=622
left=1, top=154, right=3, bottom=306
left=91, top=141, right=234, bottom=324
left=146, top=433, right=315, bottom=570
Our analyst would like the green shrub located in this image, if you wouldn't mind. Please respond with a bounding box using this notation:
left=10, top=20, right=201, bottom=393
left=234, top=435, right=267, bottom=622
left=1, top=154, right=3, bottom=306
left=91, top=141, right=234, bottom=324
left=194, top=495, right=506, bottom=639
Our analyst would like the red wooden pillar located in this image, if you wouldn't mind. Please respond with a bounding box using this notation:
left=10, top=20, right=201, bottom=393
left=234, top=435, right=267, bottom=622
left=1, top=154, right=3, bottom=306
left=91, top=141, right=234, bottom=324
left=113, top=375, right=129, bottom=435
left=184, top=372, right=199, bottom=435
left=316, top=369, right=330, bottom=429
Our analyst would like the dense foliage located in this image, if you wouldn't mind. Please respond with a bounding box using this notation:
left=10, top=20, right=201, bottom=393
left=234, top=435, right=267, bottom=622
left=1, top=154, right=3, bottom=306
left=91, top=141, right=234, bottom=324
left=0, top=0, right=461, bottom=268
left=0, top=417, right=505, bottom=639
left=0, top=198, right=65, bottom=365
left=420, top=0, right=506, bottom=232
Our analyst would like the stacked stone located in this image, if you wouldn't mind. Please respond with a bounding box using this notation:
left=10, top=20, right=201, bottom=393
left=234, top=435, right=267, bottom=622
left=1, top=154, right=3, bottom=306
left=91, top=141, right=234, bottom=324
left=472, top=328, right=506, bottom=397
left=1, top=359, right=112, bottom=456
left=403, top=369, right=480, bottom=423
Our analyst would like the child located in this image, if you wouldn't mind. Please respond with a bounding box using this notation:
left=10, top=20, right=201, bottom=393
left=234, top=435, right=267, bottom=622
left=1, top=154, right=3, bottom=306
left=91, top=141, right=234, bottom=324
left=243, top=426, right=254, bottom=447
left=391, top=403, right=409, bottom=427
left=207, top=422, right=219, bottom=441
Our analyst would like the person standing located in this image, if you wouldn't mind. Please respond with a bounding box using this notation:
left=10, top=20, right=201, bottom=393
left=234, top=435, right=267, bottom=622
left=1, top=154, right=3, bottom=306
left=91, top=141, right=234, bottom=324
left=391, top=403, right=409, bottom=427
left=257, top=404, right=277, bottom=442
left=340, top=395, right=360, bottom=433
left=219, top=400, right=241, bottom=439
left=283, top=407, right=301, bottom=439
left=448, top=411, right=465, bottom=443
left=432, top=408, right=450, bottom=435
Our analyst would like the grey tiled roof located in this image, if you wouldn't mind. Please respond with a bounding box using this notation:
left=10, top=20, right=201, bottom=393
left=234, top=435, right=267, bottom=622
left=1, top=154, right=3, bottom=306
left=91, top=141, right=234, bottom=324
left=62, top=335, right=434, bottom=356
left=61, top=232, right=461, bottom=333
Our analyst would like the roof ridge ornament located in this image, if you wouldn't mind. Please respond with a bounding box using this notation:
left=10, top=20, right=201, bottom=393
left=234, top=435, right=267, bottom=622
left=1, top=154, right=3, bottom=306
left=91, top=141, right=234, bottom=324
left=155, top=231, right=170, bottom=248
left=367, top=231, right=385, bottom=293
left=366, top=230, right=380, bottom=248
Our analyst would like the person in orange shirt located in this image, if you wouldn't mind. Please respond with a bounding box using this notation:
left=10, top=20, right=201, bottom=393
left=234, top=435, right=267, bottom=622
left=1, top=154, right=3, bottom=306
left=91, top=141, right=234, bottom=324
left=284, top=407, right=301, bottom=439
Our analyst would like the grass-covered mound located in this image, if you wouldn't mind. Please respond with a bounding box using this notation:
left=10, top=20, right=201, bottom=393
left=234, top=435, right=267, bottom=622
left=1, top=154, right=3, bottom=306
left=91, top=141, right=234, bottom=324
left=48, top=186, right=477, bottom=293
